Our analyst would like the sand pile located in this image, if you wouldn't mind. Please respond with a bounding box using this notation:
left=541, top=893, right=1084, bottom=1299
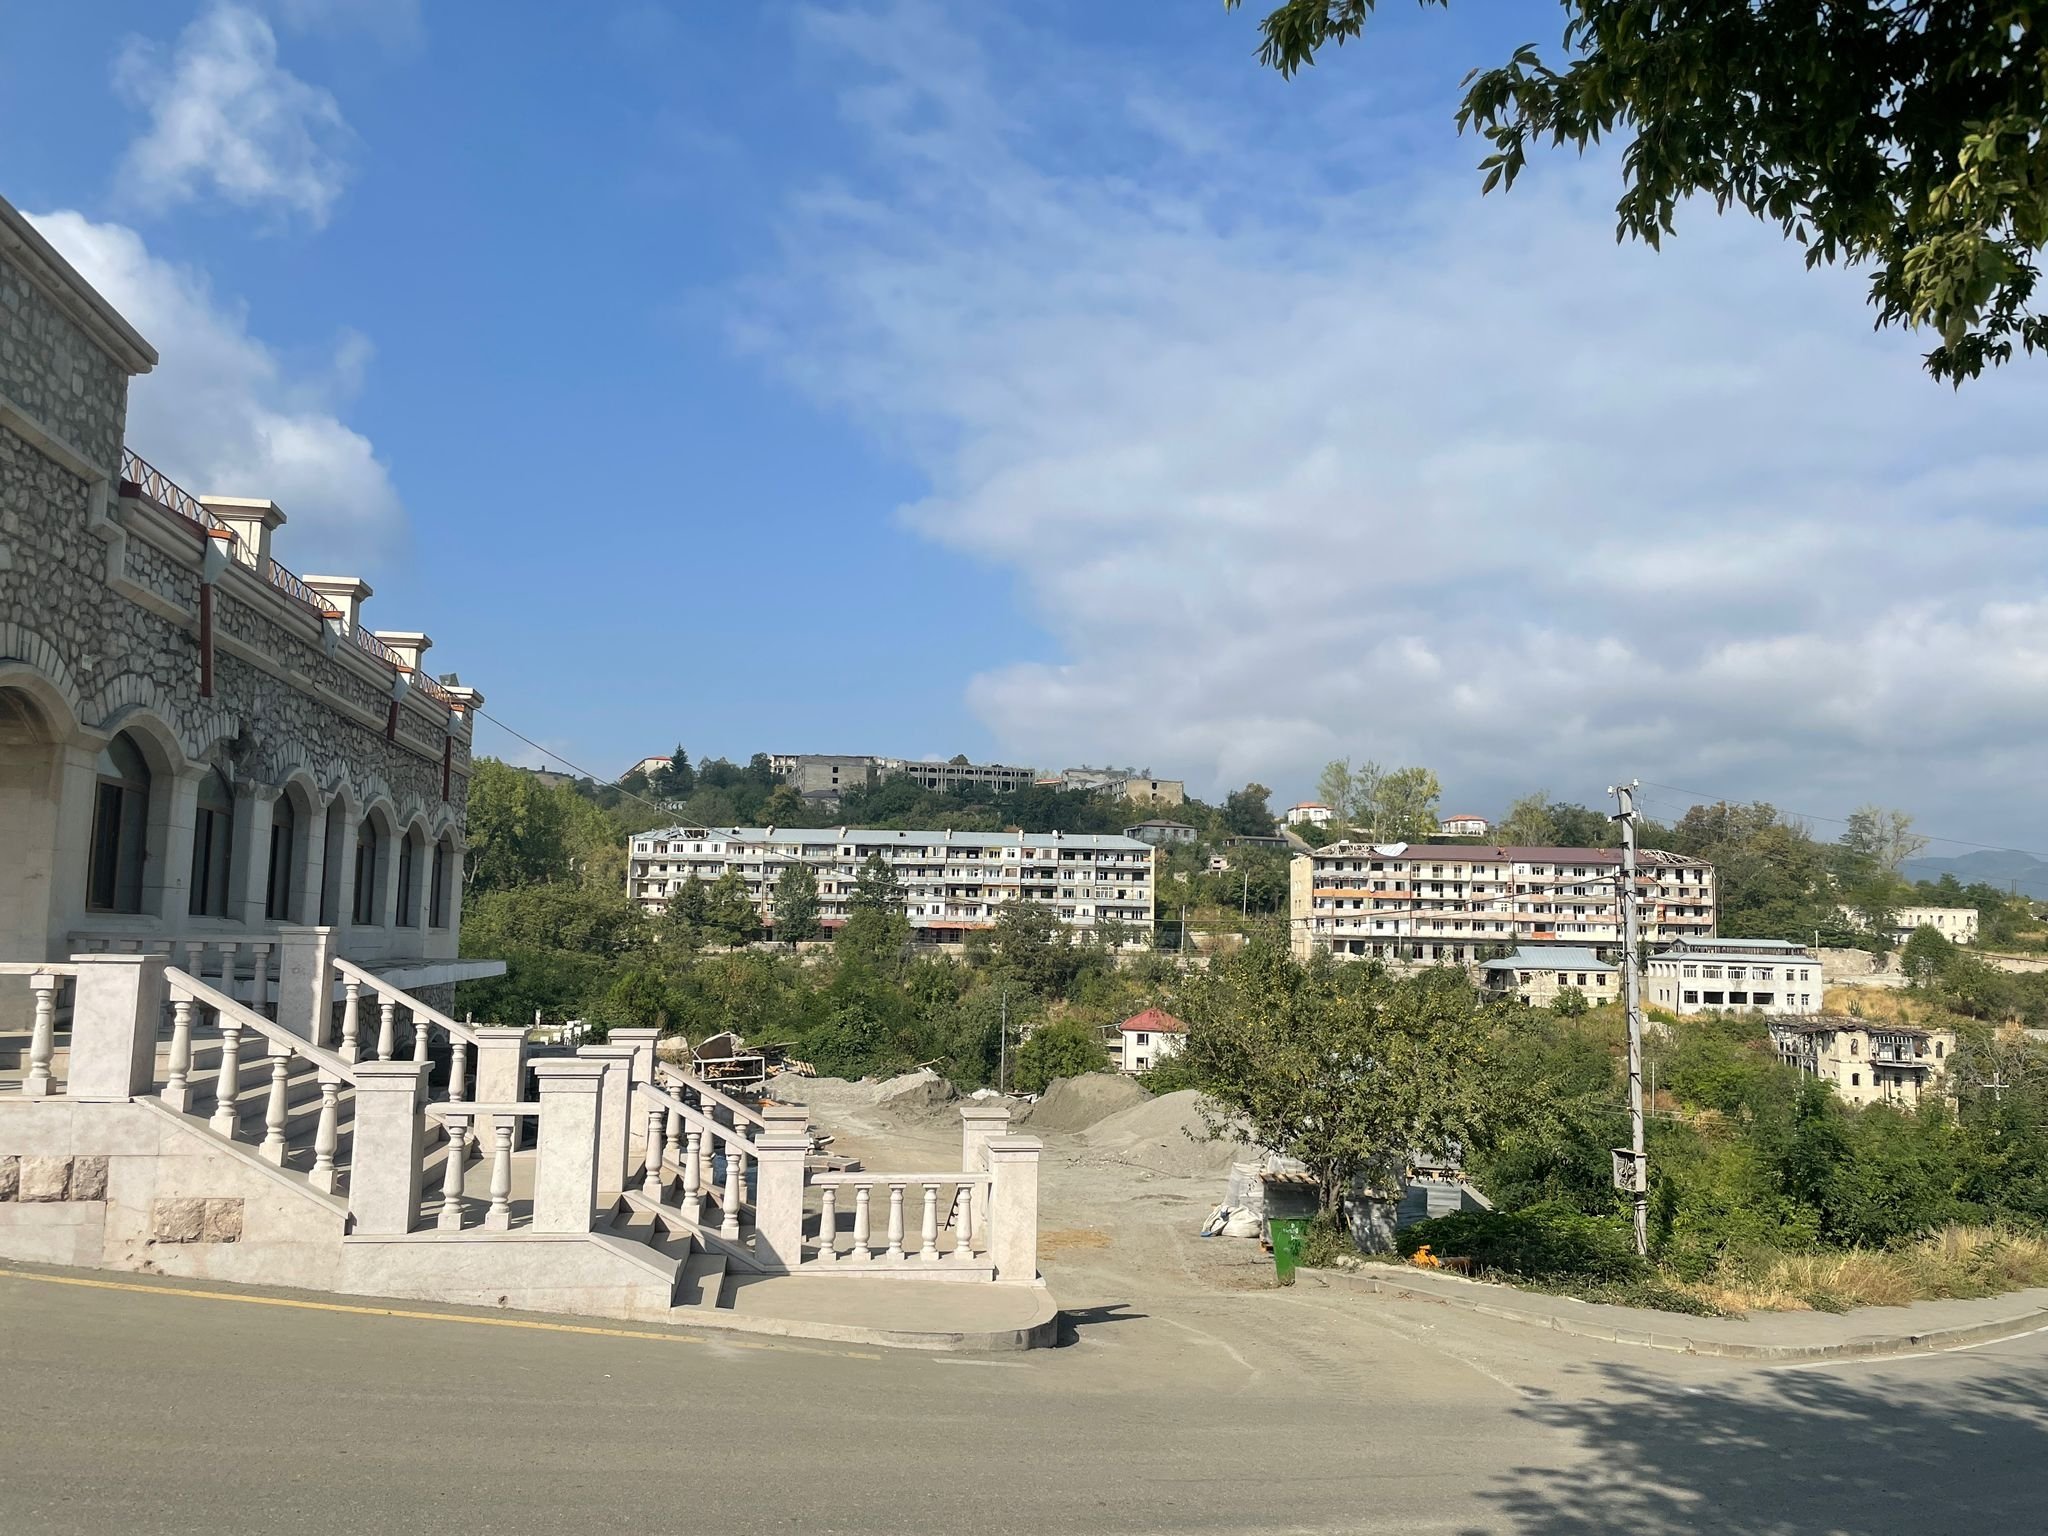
left=765, top=1067, right=956, bottom=1118
left=1013, top=1073, right=1150, bottom=1134
left=1074, top=1088, right=1254, bottom=1178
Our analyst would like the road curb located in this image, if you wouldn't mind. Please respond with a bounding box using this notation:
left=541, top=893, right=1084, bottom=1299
left=1299, top=1266, right=2048, bottom=1361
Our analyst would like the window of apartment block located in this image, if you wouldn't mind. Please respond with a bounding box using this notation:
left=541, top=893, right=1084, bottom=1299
left=1851, top=1073, right=1860, bottom=1087
left=1850, top=1038, right=1859, bottom=1055
left=1683, top=990, right=1699, bottom=1004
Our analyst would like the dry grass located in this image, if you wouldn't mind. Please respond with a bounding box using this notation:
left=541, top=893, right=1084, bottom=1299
left=1821, top=986, right=1941, bottom=1024
left=1687, top=1226, right=2048, bottom=1313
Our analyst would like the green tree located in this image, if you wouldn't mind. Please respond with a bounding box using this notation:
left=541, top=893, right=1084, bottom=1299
left=848, top=852, right=907, bottom=915
left=652, top=745, right=694, bottom=800
left=772, top=860, right=822, bottom=944
left=759, top=783, right=806, bottom=825
left=1221, top=783, right=1276, bottom=837
left=702, top=870, right=759, bottom=947
left=1178, top=940, right=1534, bottom=1212
left=1841, top=805, right=1930, bottom=875
left=989, top=900, right=1078, bottom=997
left=1369, top=766, right=1442, bottom=842
left=1496, top=790, right=1558, bottom=847
left=597, top=967, right=676, bottom=1032
left=463, top=758, right=572, bottom=893
left=1012, top=1019, right=1111, bottom=1093
left=664, top=875, right=709, bottom=944
left=1316, top=758, right=1381, bottom=832
left=1228, top=0, right=2048, bottom=383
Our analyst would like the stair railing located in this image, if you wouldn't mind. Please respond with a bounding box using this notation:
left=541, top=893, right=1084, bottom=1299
left=164, top=968, right=356, bottom=1196
left=632, top=1081, right=757, bottom=1241
left=332, top=957, right=481, bottom=1104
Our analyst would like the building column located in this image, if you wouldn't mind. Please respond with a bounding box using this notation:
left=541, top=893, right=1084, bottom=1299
left=531, top=1058, right=606, bottom=1234
left=752, top=1113, right=811, bottom=1273
left=65, top=952, right=168, bottom=1101
left=575, top=1045, right=637, bottom=1200
left=232, top=783, right=276, bottom=929
left=347, top=1061, right=428, bottom=1235
left=985, top=1134, right=1043, bottom=1284
left=960, top=1104, right=1011, bottom=1171
left=273, top=925, right=337, bottom=1046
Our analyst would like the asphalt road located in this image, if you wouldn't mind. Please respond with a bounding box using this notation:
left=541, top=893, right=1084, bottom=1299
left=5, top=1258, right=2047, bottom=1536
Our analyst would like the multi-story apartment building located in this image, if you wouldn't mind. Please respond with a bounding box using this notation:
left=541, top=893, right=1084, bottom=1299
left=627, top=827, right=1156, bottom=943
left=1770, top=1017, right=1953, bottom=1107
left=1289, top=842, right=1716, bottom=964
left=1645, top=937, right=1822, bottom=1015
left=767, top=754, right=1039, bottom=803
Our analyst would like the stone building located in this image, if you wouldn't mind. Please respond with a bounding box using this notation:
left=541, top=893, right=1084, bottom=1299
left=1837, top=903, right=1980, bottom=947
left=1478, top=946, right=1617, bottom=1008
left=0, top=193, right=489, bottom=1017
left=1769, top=1016, right=1954, bottom=1108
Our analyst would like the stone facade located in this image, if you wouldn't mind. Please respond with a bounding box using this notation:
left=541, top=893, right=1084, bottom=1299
left=0, top=194, right=483, bottom=992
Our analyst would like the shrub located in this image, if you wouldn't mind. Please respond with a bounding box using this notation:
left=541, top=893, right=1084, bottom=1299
left=1397, top=1202, right=1647, bottom=1283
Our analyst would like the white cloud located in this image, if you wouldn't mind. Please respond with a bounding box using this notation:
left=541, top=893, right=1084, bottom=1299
left=750, top=3, right=2048, bottom=847
left=28, top=211, right=406, bottom=574
left=113, top=3, right=353, bottom=225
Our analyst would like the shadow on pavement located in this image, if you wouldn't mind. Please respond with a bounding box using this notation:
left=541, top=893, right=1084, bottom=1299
left=1470, top=1359, right=2048, bottom=1534
left=1056, top=1303, right=1146, bottom=1346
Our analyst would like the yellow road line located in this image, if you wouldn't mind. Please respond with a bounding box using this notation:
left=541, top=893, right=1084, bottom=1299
left=0, top=1267, right=881, bottom=1361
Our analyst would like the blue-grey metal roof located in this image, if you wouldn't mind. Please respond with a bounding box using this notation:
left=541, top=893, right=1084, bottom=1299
left=1479, top=947, right=1614, bottom=973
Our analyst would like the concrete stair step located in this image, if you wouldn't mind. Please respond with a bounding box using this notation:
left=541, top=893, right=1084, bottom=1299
left=674, top=1250, right=729, bottom=1310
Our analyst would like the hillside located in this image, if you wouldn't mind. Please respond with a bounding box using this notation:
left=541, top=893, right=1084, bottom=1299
left=1902, top=849, right=2048, bottom=900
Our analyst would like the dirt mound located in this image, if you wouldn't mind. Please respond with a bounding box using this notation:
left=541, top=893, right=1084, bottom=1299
left=1014, top=1073, right=1150, bottom=1134
left=1074, top=1088, right=1254, bottom=1178
left=765, top=1068, right=956, bottom=1117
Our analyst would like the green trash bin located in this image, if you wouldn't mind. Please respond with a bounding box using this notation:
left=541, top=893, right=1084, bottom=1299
left=1261, top=1172, right=1321, bottom=1285
left=1268, top=1216, right=1310, bottom=1284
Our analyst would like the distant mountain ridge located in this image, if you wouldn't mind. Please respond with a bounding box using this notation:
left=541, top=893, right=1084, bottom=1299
left=1902, top=849, right=2048, bottom=900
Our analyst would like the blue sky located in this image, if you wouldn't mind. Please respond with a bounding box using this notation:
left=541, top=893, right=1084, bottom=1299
left=6, top=1, right=2047, bottom=852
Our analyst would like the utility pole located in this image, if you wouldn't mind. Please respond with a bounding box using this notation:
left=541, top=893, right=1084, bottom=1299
left=1611, top=779, right=1649, bottom=1258
left=998, top=988, right=1010, bottom=1095
left=1241, top=866, right=1250, bottom=917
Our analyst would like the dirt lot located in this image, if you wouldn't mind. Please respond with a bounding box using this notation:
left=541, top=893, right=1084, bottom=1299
left=780, top=1070, right=1282, bottom=1305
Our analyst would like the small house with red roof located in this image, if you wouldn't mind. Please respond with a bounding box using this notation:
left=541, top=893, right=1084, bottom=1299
left=1115, top=1007, right=1187, bottom=1074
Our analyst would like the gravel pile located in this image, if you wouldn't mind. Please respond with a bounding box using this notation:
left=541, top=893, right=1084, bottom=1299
left=1013, top=1073, right=1151, bottom=1134
left=765, top=1068, right=957, bottom=1119
left=1074, top=1088, right=1253, bottom=1178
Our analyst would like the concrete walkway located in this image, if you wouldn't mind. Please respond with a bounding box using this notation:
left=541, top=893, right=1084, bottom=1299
left=1306, top=1262, right=2048, bottom=1360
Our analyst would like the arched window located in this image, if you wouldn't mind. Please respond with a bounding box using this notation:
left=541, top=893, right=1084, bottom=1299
left=265, top=792, right=298, bottom=922
left=352, top=817, right=383, bottom=925
left=319, top=800, right=345, bottom=925
left=396, top=831, right=420, bottom=927
left=87, top=732, right=152, bottom=913
left=189, top=768, right=235, bottom=918
left=429, top=837, right=451, bottom=929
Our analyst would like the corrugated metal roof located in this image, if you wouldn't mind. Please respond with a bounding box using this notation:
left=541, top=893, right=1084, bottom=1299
left=1479, top=947, right=1615, bottom=973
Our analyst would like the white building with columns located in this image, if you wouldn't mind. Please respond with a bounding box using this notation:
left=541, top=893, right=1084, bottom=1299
left=0, top=192, right=495, bottom=1023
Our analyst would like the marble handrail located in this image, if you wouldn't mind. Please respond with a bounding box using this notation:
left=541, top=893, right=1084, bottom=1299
left=165, top=967, right=354, bottom=1193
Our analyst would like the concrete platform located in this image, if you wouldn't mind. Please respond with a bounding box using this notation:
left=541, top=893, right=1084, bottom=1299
left=719, top=1271, right=1059, bottom=1351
